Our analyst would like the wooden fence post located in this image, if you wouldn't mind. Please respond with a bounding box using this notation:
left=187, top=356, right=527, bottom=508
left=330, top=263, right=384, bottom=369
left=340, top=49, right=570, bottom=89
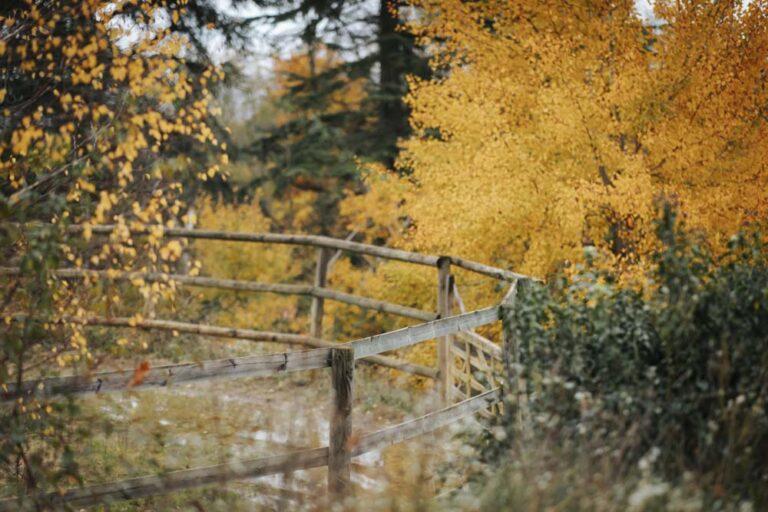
left=328, top=347, right=354, bottom=500
left=437, top=256, right=453, bottom=406
left=310, top=248, right=331, bottom=338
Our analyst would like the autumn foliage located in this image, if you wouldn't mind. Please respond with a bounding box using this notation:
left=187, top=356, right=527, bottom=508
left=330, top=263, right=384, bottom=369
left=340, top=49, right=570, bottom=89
left=2, top=0, right=768, bottom=507
left=1, top=0, right=223, bottom=498
left=353, top=0, right=768, bottom=277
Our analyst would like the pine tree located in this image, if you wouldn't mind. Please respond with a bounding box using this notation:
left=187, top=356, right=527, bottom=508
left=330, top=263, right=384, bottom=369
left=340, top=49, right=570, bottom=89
left=243, top=0, right=429, bottom=234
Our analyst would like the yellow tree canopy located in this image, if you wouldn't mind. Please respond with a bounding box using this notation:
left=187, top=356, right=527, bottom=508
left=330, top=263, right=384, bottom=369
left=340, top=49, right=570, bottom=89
left=367, top=0, right=768, bottom=277
left=2, top=0, right=224, bottom=365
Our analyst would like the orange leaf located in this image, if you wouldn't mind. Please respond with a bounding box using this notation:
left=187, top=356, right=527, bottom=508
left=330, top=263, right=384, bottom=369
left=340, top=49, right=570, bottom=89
left=129, top=360, right=151, bottom=387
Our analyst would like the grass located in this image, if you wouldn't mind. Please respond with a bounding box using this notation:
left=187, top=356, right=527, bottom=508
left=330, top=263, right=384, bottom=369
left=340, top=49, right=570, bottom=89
left=48, top=331, right=474, bottom=511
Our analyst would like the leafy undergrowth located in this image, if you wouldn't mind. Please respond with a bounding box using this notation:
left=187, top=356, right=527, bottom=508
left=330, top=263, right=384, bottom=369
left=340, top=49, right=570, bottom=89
left=462, top=209, right=768, bottom=511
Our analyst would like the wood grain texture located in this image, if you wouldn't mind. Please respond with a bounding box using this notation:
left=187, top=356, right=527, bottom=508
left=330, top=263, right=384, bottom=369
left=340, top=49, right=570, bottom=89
left=2, top=349, right=332, bottom=401
left=350, top=306, right=501, bottom=359
left=3, top=316, right=437, bottom=401
left=63, top=224, right=531, bottom=282
left=328, top=348, right=354, bottom=498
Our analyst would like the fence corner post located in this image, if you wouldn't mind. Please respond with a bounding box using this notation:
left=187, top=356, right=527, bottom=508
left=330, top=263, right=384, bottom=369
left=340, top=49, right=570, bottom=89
left=310, top=247, right=332, bottom=339
left=328, top=346, right=354, bottom=501
left=437, top=256, right=453, bottom=406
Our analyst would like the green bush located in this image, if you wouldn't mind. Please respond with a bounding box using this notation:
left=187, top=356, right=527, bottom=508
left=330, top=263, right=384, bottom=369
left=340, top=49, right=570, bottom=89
left=484, top=207, right=768, bottom=509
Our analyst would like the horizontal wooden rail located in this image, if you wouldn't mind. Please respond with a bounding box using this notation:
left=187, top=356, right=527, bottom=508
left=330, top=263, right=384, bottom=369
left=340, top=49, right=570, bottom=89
left=0, top=389, right=501, bottom=510
left=0, top=448, right=330, bottom=510
left=448, top=257, right=530, bottom=283
left=55, top=315, right=332, bottom=346
left=0, top=267, right=436, bottom=322
left=455, top=330, right=502, bottom=359
left=2, top=349, right=332, bottom=401
left=72, top=224, right=438, bottom=264
left=6, top=315, right=435, bottom=393
left=352, top=388, right=501, bottom=455
left=350, top=306, right=501, bottom=359
left=10, top=306, right=501, bottom=387
left=59, top=224, right=530, bottom=282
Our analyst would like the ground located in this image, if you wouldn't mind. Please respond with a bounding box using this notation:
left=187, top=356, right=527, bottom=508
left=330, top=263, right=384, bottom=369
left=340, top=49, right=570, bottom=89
left=66, top=336, right=482, bottom=511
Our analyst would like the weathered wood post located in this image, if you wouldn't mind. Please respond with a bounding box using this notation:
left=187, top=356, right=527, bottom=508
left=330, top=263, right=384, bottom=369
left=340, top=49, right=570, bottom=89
left=328, top=346, right=354, bottom=500
left=436, top=256, right=453, bottom=406
left=310, top=247, right=332, bottom=338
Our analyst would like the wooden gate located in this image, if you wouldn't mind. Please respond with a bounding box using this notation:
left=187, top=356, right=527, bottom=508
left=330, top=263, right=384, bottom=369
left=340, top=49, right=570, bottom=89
left=434, top=257, right=504, bottom=411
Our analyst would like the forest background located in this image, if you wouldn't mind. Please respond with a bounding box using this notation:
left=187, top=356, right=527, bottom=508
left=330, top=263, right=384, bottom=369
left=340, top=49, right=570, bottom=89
left=2, top=0, right=768, bottom=509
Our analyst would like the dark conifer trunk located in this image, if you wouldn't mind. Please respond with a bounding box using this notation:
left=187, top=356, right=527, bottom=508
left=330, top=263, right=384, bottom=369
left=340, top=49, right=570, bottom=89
left=378, top=0, right=409, bottom=166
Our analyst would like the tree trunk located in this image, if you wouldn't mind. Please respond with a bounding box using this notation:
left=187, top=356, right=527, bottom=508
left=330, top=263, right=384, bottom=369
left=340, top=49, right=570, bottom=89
left=377, top=0, right=411, bottom=166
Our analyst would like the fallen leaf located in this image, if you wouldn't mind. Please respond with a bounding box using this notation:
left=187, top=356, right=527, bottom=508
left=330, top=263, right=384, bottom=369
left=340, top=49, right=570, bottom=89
left=129, top=360, right=151, bottom=387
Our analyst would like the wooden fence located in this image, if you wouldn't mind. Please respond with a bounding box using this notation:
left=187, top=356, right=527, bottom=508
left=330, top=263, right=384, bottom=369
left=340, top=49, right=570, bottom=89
left=0, top=225, right=534, bottom=509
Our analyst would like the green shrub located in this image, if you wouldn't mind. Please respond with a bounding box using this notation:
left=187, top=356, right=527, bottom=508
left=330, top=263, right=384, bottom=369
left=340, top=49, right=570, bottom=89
left=484, top=207, right=768, bottom=509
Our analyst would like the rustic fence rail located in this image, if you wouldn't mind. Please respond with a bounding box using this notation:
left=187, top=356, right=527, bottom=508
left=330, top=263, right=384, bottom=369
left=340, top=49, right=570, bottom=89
left=0, top=267, right=436, bottom=321
left=1, top=225, right=534, bottom=508
left=65, top=224, right=530, bottom=282
left=0, top=390, right=500, bottom=511
left=4, top=306, right=500, bottom=400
